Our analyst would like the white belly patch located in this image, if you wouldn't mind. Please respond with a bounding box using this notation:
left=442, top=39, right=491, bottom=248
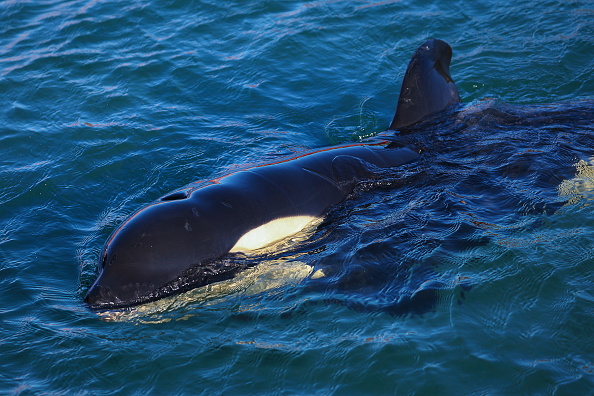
left=230, top=215, right=318, bottom=253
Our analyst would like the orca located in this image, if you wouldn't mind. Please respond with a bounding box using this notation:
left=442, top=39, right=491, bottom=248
left=84, top=39, right=461, bottom=309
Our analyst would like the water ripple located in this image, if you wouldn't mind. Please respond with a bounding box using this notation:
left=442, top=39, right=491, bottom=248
left=1, top=0, right=594, bottom=393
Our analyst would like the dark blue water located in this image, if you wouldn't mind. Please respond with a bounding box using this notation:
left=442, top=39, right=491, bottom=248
left=1, top=0, right=593, bottom=393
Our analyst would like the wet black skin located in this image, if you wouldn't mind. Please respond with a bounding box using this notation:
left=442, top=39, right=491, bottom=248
left=84, top=39, right=460, bottom=309
left=390, top=38, right=460, bottom=130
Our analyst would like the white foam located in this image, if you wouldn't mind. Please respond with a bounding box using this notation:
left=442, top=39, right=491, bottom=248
left=558, top=158, right=594, bottom=205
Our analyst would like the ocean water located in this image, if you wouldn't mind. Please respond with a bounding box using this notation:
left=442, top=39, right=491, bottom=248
left=1, top=0, right=593, bottom=393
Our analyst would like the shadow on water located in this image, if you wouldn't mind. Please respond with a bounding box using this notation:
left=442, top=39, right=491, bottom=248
left=291, top=99, right=594, bottom=318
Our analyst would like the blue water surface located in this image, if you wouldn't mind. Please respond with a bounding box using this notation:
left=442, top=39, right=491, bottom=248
left=1, top=0, right=594, bottom=394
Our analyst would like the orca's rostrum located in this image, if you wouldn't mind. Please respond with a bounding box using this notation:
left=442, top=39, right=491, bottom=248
left=84, top=39, right=461, bottom=309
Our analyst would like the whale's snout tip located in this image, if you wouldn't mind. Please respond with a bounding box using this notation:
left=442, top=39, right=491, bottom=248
left=84, top=283, right=118, bottom=309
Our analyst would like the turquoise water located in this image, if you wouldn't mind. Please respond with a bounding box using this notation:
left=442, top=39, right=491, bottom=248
left=1, top=0, right=594, bottom=393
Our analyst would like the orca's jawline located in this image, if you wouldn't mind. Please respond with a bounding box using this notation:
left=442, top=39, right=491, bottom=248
left=85, top=258, right=250, bottom=310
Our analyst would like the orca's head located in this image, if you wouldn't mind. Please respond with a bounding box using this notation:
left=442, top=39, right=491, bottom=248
left=390, top=38, right=461, bottom=130
left=84, top=193, right=235, bottom=309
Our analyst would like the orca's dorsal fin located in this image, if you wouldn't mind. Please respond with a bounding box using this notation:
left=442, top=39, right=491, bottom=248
left=390, top=39, right=461, bottom=130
